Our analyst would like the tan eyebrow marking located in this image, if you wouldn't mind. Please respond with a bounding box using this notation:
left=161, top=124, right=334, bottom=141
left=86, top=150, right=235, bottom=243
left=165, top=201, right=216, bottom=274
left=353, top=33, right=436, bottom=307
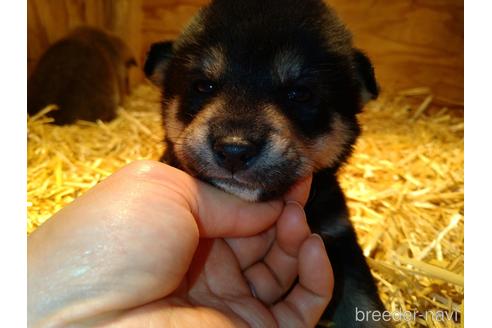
left=201, top=46, right=227, bottom=79
left=272, top=49, right=304, bottom=83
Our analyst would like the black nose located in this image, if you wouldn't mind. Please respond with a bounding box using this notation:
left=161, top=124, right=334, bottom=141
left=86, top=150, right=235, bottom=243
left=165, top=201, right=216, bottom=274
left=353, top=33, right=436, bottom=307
left=213, top=137, right=260, bottom=173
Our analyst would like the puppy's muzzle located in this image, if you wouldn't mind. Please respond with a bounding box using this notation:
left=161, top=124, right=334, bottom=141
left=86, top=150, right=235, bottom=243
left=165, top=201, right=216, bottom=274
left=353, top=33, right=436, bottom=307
left=212, top=136, right=262, bottom=173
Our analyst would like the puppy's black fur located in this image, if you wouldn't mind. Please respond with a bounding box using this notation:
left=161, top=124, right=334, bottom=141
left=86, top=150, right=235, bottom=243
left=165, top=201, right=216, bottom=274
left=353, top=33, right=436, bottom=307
left=146, top=0, right=390, bottom=326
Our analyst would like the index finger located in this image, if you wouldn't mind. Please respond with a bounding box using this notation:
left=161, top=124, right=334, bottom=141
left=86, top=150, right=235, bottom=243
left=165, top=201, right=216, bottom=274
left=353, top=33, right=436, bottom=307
left=283, top=175, right=313, bottom=206
left=271, top=234, right=333, bottom=327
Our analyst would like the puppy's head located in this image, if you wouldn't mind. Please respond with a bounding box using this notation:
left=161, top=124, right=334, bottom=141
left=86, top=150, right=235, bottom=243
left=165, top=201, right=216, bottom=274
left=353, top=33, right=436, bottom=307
left=145, top=0, right=378, bottom=201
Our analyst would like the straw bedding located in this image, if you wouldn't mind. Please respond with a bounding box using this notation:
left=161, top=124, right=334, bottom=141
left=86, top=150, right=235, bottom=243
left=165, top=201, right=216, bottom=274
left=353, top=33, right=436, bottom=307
left=27, top=84, right=464, bottom=327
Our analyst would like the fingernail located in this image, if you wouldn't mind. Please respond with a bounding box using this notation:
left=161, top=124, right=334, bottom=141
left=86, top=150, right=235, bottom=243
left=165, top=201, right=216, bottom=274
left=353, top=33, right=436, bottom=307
left=311, top=233, right=324, bottom=243
left=285, top=200, right=304, bottom=211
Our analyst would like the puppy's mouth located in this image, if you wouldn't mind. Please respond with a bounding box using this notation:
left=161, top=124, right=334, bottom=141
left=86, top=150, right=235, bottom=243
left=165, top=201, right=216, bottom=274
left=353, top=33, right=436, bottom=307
left=192, top=170, right=264, bottom=201
left=208, top=176, right=263, bottom=202
left=209, top=175, right=257, bottom=188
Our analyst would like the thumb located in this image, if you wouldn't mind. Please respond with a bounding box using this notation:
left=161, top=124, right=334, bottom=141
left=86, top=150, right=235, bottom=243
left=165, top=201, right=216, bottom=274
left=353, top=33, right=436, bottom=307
left=117, top=161, right=286, bottom=238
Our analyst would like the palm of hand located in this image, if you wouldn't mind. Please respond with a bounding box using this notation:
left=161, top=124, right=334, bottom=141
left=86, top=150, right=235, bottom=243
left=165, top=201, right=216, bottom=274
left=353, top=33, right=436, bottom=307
left=111, top=202, right=332, bottom=328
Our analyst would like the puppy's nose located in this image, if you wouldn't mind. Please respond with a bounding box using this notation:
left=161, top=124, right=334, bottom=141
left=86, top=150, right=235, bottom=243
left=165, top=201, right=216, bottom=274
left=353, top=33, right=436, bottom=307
left=213, top=137, right=259, bottom=173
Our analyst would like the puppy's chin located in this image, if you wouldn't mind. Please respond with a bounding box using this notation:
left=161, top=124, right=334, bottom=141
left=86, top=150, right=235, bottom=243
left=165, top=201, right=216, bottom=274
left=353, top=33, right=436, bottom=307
left=210, top=178, right=263, bottom=202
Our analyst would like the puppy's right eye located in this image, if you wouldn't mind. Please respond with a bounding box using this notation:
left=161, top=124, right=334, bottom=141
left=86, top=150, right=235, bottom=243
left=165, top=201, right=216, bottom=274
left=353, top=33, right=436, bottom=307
left=287, top=86, right=312, bottom=103
left=194, top=80, right=216, bottom=94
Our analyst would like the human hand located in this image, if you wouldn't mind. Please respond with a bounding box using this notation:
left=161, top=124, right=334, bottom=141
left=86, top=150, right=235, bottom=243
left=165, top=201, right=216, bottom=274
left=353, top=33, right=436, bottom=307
left=28, top=160, right=333, bottom=327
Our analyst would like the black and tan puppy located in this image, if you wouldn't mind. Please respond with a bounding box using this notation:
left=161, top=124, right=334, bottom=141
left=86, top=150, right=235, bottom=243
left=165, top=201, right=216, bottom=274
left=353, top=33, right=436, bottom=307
left=28, top=26, right=136, bottom=125
left=145, top=0, right=389, bottom=326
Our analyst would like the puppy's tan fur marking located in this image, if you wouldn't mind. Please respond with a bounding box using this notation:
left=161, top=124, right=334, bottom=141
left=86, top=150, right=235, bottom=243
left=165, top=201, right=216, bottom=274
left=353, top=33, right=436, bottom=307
left=202, top=46, right=227, bottom=79
left=272, top=50, right=303, bottom=83
left=263, top=104, right=312, bottom=176
left=181, top=46, right=226, bottom=80
left=264, top=106, right=353, bottom=175
left=308, top=114, right=354, bottom=170
left=174, top=99, right=224, bottom=173
left=163, top=98, right=185, bottom=143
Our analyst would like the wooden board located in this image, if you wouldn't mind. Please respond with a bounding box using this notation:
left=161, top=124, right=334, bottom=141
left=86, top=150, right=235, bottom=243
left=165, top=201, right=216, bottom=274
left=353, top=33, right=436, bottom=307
left=140, top=0, right=206, bottom=64
left=328, top=0, right=464, bottom=106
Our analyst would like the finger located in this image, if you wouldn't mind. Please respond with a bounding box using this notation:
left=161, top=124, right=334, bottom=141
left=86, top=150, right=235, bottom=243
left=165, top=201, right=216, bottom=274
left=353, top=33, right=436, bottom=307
left=283, top=175, right=313, bottom=206
left=275, top=202, right=311, bottom=257
left=117, top=161, right=284, bottom=238
left=243, top=202, right=311, bottom=304
left=271, top=234, right=333, bottom=328
left=225, top=228, right=276, bottom=270
left=225, top=196, right=312, bottom=272
left=194, top=180, right=283, bottom=237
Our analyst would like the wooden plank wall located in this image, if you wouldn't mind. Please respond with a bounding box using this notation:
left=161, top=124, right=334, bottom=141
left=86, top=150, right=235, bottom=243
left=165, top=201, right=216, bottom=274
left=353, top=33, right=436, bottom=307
left=28, top=0, right=142, bottom=73
left=328, top=0, right=464, bottom=107
left=28, top=0, right=463, bottom=106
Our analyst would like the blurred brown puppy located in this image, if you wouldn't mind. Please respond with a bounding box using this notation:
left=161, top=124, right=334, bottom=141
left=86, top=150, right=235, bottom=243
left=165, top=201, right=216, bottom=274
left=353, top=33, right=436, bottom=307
left=28, top=26, right=136, bottom=125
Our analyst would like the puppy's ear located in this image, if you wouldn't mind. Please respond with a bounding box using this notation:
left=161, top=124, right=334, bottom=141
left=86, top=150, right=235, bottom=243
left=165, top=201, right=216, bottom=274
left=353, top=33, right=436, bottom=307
left=144, top=41, right=174, bottom=86
left=353, top=49, right=379, bottom=104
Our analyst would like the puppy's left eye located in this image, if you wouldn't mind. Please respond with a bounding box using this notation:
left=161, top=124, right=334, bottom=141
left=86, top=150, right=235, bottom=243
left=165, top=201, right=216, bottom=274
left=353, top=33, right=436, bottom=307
left=194, top=80, right=216, bottom=94
left=287, top=86, right=312, bottom=103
